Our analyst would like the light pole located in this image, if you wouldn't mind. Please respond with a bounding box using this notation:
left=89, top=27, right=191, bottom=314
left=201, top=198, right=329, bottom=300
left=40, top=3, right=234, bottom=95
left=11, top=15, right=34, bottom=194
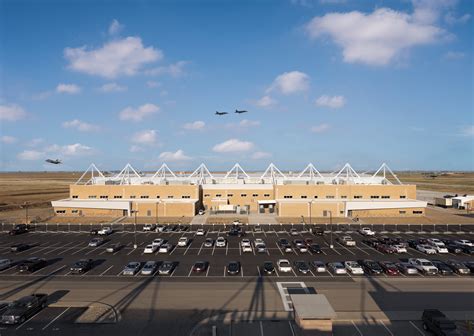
left=324, top=210, right=333, bottom=248
left=133, top=202, right=138, bottom=249
left=155, top=201, right=159, bottom=225
left=24, top=202, right=29, bottom=224
left=308, top=200, right=313, bottom=229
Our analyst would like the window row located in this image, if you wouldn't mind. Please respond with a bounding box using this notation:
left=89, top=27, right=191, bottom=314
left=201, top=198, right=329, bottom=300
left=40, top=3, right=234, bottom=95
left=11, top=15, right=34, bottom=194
left=85, top=195, right=192, bottom=199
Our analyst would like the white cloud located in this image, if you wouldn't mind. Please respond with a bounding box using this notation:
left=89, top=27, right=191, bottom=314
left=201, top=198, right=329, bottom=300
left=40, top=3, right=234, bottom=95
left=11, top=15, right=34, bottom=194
left=146, top=60, right=189, bottom=77
left=56, top=83, right=81, bottom=94
left=443, top=51, right=465, bottom=60
left=0, top=104, right=27, bottom=121
left=251, top=151, right=272, bottom=159
left=129, top=145, right=144, bottom=153
left=461, top=125, right=474, bottom=137
left=315, top=95, right=346, bottom=108
left=131, top=129, right=158, bottom=145
left=158, top=149, right=192, bottom=162
left=311, top=123, right=330, bottom=133
left=27, top=138, right=44, bottom=147
left=183, top=121, right=205, bottom=130
left=146, top=80, right=160, bottom=88
left=445, top=12, right=471, bottom=25
left=32, top=91, right=53, bottom=100
left=64, top=37, right=163, bottom=78
left=99, top=82, right=127, bottom=92
left=62, top=119, right=100, bottom=132
left=256, top=95, right=277, bottom=107
left=239, top=119, right=260, bottom=127
left=119, top=103, right=160, bottom=122
left=212, top=139, right=254, bottom=153
left=45, top=143, right=94, bottom=156
left=108, top=19, right=124, bottom=35
left=1, top=135, right=17, bottom=144
left=266, top=71, right=310, bottom=95
left=17, top=150, right=45, bottom=161
left=306, top=7, right=448, bottom=66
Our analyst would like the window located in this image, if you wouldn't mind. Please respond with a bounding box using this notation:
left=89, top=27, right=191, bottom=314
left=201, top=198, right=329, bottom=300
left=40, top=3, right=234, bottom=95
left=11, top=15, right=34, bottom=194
left=340, top=211, right=344, bottom=214
left=204, top=194, right=210, bottom=197
left=114, top=195, right=122, bottom=199
left=167, top=195, right=174, bottom=199
left=284, top=195, right=293, bottom=199
left=301, top=195, right=307, bottom=199
left=370, top=195, right=380, bottom=199
left=147, top=210, right=151, bottom=216
left=241, top=194, right=247, bottom=197
left=227, top=194, right=234, bottom=197
left=156, top=195, right=160, bottom=199
left=326, top=195, right=335, bottom=199
left=140, top=195, right=149, bottom=199
left=264, top=194, right=270, bottom=197
left=72, top=195, right=78, bottom=199
left=341, top=196, right=347, bottom=199
left=88, top=195, right=97, bottom=199
left=400, top=195, right=406, bottom=199
left=215, top=194, right=222, bottom=197
left=72, top=210, right=78, bottom=214
left=314, top=196, right=318, bottom=199
left=413, top=210, right=423, bottom=214
left=56, top=210, right=66, bottom=214
left=381, top=196, right=390, bottom=199
left=130, top=195, right=136, bottom=199
left=399, top=210, right=406, bottom=214
left=182, top=195, right=190, bottom=199
left=252, top=194, right=258, bottom=197
left=100, top=195, right=108, bottom=199
left=354, top=195, right=362, bottom=199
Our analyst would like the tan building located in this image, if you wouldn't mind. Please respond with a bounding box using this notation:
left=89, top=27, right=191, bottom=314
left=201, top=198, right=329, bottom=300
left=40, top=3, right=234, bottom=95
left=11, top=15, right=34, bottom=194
left=52, top=162, right=427, bottom=219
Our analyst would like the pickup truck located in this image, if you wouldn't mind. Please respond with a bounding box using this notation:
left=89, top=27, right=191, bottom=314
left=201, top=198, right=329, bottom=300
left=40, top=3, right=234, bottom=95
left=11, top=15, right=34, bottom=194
left=98, top=227, right=112, bottom=235
left=17, top=258, right=47, bottom=273
left=359, top=227, right=375, bottom=236
left=409, top=258, right=438, bottom=275
left=338, top=236, right=356, bottom=246
left=0, top=294, right=48, bottom=324
left=143, top=224, right=156, bottom=232
left=422, top=309, right=461, bottom=335
left=9, top=224, right=29, bottom=236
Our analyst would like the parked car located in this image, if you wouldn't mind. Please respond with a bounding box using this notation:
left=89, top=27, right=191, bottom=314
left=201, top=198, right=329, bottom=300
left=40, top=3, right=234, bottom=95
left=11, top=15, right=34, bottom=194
left=8, top=224, right=29, bottom=236
left=241, top=239, right=252, bottom=253
left=430, top=260, right=454, bottom=276
left=459, top=245, right=474, bottom=254
left=395, top=262, right=419, bottom=275
left=462, top=261, right=474, bottom=273
left=422, top=309, right=461, bottom=336
left=327, top=262, right=347, bottom=275
left=227, top=261, right=241, bottom=275
left=409, top=258, right=438, bottom=275
left=294, top=261, right=310, bottom=274
left=17, top=257, right=47, bottom=273
left=141, top=261, right=158, bottom=275
left=443, top=260, right=470, bottom=275
left=88, top=238, right=104, bottom=247
left=98, top=227, right=112, bottom=235
left=198, top=209, right=205, bottom=215
left=106, top=243, right=121, bottom=253
left=90, top=229, right=99, bottom=235
left=338, top=236, right=356, bottom=246
left=158, top=261, right=175, bottom=275
left=196, top=229, right=205, bottom=236
left=178, top=237, right=189, bottom=247
left=407, top=239, right=419, bottom=248
left=10, top=243, right=30, bottom=252
left=344, top=261, right=364, bottom=275
left=158, top=243, right=173, bottom=253
left=445, top=243, right=463, bottom=254
left=70, top=259, right=93, bottom=274
left=255, top=243, right=267, bottom=253
left=359, top=227, right=375, bottom=236
left=454, top=239, right=472, bottom=247
left=152, top=238, right=164, bottom=247
left=310, top=261, right=327, bottom=273
left=379, top=261, right=400, bottom=275
left=216, top=237, right=227, bottom=247
left=143, top=224, right=156, bottom=232
left=0, top=259, right=13, bottom=271
left=0, top=294, right=48, bottom=324
left=391, top=244, right=407, bottom=253
left=430, top=244, right=449, bottom=254
left=262, top=261, right=274, bottom=274
left=156, top=225, right=165, bottom=232
left=192, top=261, right=208, bottom=273
left=277, top=259, right=292, bottom=273
left=278, top=239, right=292, bottom=253
left=311, top=226, right=324, bottom=236
left=309, top=244, right=322, bottom=254
left=204, top=238, right=214, bottom=247
left=416, top=244, right=437, bottom=254
left=122, top=262, right=141, bottom=275
left=377, top=244, right=396, bottom=254
left=360, top=259, right=383, bottom=275
left=304, top=238, right=313, bottom=246
left=290, top=228, right=299, bottom=236
left=143, top=244, right=158, bottom=254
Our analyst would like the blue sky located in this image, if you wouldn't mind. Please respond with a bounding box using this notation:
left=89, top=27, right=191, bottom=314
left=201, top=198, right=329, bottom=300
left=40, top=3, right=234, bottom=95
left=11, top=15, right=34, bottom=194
left=0, top=0, right=473, bottom=172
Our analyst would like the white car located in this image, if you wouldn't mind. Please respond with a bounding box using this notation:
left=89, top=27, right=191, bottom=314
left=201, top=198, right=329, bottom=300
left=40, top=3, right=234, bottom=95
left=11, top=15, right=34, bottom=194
left=255, top=243, right=267, bottom=253
left=143, top=224, right=156, bottom=232
left=408, top=258, right=438, bottom=275
left=241, top=239, right=252, bottom=253
left=338, top=236, right=356, bottom=246
left=254, top=238, right=265, bottom=246
left=0, top=259, right=12, bottom=271
left=178, top=237, right=189, bottom=247
left=98, top=227, right=112, bottom=235
left=141, top=261, right=158, bottom=275
left=158, top=243, right=173, bottom=253
left=328, top=262, right=347, bottom=275
left=393, top=244, right=407, bottom=253
left=143, top=244, right=158, bottom=254
left=232, top=220, right=241, bottom=225
left=359, top=227, right=375, bottom=236
left=344, top=261, right=364, bottom=275
left=454, top=239, right=473, bottom=247
left=198, top=209, right=205, bottom=215
left=152, top=238, right=164, bottom=247
left=277, top=259, right=292, bottom=273
left=416, top=244, right=437, bottom=254
left=216, top=237, right=227, bottom=247
left=428, top=238, right=445, bottom=247
left=431, top=244, right=448, bottom=253
left=311, top=261, right=327, bottom=273
left=196, top=229, right=205, bottom=236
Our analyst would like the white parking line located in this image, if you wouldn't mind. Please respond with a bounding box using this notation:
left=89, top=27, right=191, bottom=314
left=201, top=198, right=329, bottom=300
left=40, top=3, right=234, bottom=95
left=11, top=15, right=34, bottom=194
left=241, top=266, right=244, bottom=277
left=257, top=266, right=261, bottom=277
left=351, top=321, right=363, bottom=336
left=42, top=307, right=70, bottom=330
left=187, top=266, right=193, bottom=277
left=380, top=320, right=394, bottom=336
left=409, top=321, right=427, bottom=335
left=183, top=242, right=192, bottom=255
left=275, top=242, right=284, bottom=255
left=197, top=243, right=204, bottom=255
left=45, top=265, right=66, bottom=276
left=206, top=265, right=211, bottom=277
left=100, top=265, right=114, bottom=276
left=16, top=308, right=45, bottom=330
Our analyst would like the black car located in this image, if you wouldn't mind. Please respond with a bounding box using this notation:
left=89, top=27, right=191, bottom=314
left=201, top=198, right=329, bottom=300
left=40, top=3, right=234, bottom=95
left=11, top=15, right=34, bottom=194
left=311, top=226, right=324, bottom=236
left=10, top=244, right=30, bottom=252
left=407, top=239, right=419, bottom=248
left=460, top=245, right=474, bottom=254
left=360, top=259, right=383, bottom=275
left=278, top=238, right=289, bottom=247
left=445, top=243, right=463, bottom=254
left=422, top=309, right=461, bottom=335
left=309, top=244, right=322, bottom=253
left=228, top=228, right=245, bottom=237
left=463, top=261, right=474, bottom=273
left=444, top=260, right=470, bottom=275
left=431, top=260, right=454, bottom=276
left=294, top=261, right=310, bottom=274
left=192, top=261, right=208, bottom=273
left=70, top=259, right=93, bottom=274
left=227, top=261, right=241, bottom=275
left=17, top=257, right=47, bottom=273
left=262, top=261, right=274, bottom=275
left=9, top=224, right=29, bottom=236
left=0, top=294, right=48, bottom=324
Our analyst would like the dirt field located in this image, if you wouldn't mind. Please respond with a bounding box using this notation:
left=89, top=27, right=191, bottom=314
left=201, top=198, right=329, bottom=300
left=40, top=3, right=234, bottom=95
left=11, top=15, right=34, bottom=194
left=393, top=172, right=474, bottom=194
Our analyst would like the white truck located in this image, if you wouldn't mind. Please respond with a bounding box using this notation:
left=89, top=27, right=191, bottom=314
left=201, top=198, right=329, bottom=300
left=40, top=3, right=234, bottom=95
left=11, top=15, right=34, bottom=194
left=98, top=227, right=112, bottom=235
left=408, top=258, right=438, bottom=275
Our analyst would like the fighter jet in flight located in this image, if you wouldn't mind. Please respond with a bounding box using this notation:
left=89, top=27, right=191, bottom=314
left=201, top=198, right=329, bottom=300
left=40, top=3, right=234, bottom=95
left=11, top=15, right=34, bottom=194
left=45, top=159, right=62, bottom=165
left=215, top=111, right=229, bottom=115
left=235, top=110, right=248, bottom=114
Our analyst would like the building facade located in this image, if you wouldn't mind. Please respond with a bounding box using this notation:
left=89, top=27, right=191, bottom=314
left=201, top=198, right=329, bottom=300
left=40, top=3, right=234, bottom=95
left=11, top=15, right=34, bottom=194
left=51, top=162, right=427, bottom=218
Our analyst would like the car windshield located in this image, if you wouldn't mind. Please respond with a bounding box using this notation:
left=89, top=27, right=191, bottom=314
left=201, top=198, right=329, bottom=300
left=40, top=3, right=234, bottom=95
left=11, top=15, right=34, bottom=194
left=421, top=262, right=433, bottom=266
left=127, top=263, right=138, bottom=268
left=280, top=261, right=289, bottom=266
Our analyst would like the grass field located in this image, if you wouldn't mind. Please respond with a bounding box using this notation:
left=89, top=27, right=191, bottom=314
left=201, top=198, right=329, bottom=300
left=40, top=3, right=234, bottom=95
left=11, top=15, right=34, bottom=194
left=392, top=172, right=474, bottom=194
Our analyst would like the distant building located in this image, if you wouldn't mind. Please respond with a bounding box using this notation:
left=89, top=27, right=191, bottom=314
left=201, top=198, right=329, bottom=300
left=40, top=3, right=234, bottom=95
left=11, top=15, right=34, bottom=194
left=452, top=195, right=474, bottom=210
left=51, top=162, right=427, bottom=218
left=434, top=195, right=454, bottom=208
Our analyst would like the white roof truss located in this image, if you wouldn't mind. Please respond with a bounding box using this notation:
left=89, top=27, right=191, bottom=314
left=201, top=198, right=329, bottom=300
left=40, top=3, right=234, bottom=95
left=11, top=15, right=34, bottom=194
left=75, top=163, right=105, bottom=185
left=224, top=163, right=250, bottom=179
left=372, top=163, right=402, bottom=185
left=113, top=163, right=142, bottom=185
left=333, top=163, right=361, bottom=183
left=298, top=163, right=323, bottom=179
left=189, top=163, right=213, bottom=184
left=152, top=163, right=176, bottom=179
left=261, top=163, right=286, bottom=182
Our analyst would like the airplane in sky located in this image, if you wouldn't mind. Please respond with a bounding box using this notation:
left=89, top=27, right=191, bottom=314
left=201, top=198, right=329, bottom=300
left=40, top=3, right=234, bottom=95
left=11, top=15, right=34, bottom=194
left=215, top=111, right=229, bottom=115
left=235, top=110, right=248, bottom=114
left=45, top=159, right=62, bottom=164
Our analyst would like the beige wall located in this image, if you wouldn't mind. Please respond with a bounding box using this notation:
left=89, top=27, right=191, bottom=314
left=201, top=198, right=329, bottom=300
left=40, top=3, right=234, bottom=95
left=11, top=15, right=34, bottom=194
left=202, top=187, right=274, bottom=211
left=350, top=207, right=425, bottom=217
left=54, top=207, right=124, bottom=217
left=278, top=202, right=343, bottom=217
left=70, top=184, right=199, bottom=200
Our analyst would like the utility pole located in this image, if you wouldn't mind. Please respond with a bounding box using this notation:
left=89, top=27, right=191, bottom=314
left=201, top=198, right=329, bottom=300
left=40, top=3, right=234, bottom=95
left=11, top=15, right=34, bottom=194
left=155, top=202, right=159, bottom=225
left=24, top=202, right=28, bottom=224
left=329, top=210, right=333, bottom=249
left=133, top=202, right=138, bottom=249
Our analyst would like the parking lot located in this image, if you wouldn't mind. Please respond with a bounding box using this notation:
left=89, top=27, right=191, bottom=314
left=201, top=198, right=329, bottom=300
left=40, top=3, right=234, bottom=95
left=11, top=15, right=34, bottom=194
left=0, top=223, right=473, bottom=281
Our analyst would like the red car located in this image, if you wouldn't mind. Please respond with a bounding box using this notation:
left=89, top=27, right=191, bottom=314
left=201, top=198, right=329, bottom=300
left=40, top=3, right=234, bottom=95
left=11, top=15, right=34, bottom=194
left=304, top=238, right=313, bottom=246
left=377, top=244, right=396, bottom=254
left=192, top=261, right=208, bottom=273
left=379, top=261, right=400, bottom=275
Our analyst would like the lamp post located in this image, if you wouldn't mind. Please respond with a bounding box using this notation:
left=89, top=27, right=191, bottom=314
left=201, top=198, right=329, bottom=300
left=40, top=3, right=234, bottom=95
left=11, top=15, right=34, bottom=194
left=309, top=200, right=313, bottom=229
left=133, top=202, right=138, bottom=249
left=155, top=201, right=159, bottom=225
left=24, top=202, right=29, bottom=224
left=324, top=210, right=333, bottom=248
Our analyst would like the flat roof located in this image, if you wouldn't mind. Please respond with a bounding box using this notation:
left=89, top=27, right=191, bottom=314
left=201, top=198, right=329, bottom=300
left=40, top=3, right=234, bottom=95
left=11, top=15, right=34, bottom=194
left=289, top=294, right=336, bottom=319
